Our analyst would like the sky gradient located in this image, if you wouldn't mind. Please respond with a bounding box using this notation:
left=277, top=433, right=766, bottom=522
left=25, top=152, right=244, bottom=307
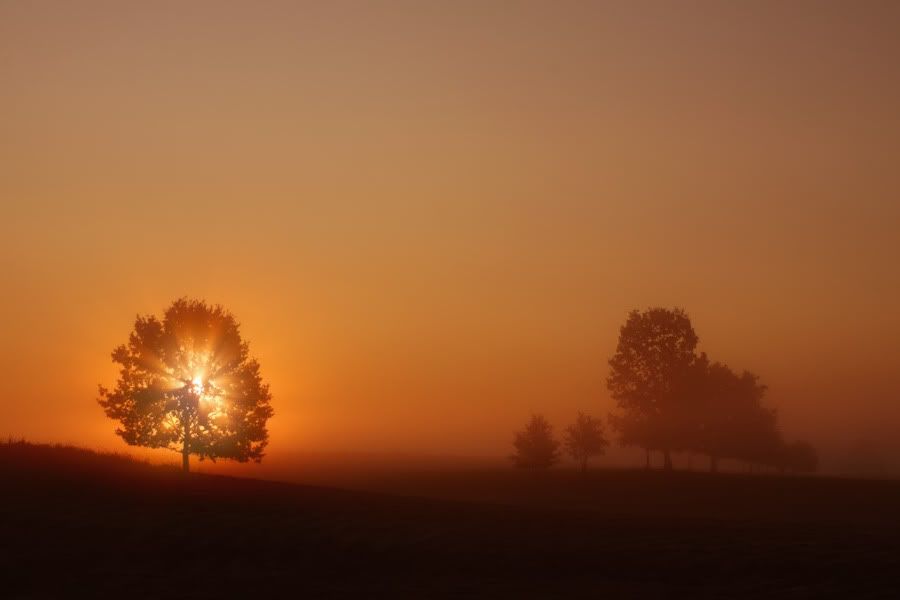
left=2, top=1, right=899, bottom=473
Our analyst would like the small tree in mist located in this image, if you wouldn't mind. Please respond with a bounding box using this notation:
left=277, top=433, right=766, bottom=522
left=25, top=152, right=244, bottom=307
left=98, top=298, right=274, bottom=473
left=511, top=414, right=560, bottom=469
left=563, top=412, right=609, bottom=473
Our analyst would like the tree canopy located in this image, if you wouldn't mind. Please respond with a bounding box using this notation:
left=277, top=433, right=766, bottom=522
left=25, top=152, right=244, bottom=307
left=98, top=298, right=274, bottom=472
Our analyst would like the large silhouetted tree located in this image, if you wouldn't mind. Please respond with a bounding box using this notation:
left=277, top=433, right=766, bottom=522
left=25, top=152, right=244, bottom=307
left=98, top=298, right=274, bottom=473
left=511, top=414, right=560, bottom=469
left=563, top=412, right=609, bottom=473
left=607, top=307, right=699, bottom=470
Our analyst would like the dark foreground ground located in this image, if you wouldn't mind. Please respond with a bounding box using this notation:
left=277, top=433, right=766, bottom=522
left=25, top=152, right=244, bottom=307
left=3, top=443, right=900, bottom=598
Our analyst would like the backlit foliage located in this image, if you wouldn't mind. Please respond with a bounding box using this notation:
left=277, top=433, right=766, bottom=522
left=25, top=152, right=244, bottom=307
left=98, top=298, right=273, bottom=470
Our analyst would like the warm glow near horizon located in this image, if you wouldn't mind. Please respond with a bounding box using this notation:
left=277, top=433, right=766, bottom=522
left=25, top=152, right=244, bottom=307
left=2, top=1, right=899, bottom=474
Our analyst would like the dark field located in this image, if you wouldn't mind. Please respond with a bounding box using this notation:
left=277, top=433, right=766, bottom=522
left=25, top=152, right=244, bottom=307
left=3, top=443, right=900, bottom=598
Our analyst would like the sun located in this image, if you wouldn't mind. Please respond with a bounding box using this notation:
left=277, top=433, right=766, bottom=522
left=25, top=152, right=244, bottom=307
left=187, top=373, right=225, bottom=415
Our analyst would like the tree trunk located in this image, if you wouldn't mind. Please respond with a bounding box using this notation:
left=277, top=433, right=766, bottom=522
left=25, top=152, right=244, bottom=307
left=581, top=457, right=588, bottom=474
left=182, top=414, right=191, bottom=474
left=663, top=449, right=673, bottom=471
left=645, top=447, right=650, bottom=469
left=710, top=455, right=718, bottom=473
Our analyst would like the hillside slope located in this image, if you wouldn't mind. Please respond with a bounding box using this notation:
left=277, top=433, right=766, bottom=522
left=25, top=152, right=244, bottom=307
left=2, top=442, right=899, bottom=598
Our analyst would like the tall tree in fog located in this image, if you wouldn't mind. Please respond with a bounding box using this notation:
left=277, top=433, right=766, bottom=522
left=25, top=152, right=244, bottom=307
left=98, top=298, right=274, bottom=473
left=511, top=414, right=560, bottom=469
left=563, top=412, right=609, bottom=473
left=607, top=308, right=699, bottom=470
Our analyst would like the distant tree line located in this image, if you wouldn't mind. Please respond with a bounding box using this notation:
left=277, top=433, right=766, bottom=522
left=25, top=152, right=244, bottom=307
left=510, top=308, right=818, bottom=474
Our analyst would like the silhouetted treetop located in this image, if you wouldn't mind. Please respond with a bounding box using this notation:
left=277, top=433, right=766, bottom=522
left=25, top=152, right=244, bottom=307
left=98, top=298, right=274, bottom=472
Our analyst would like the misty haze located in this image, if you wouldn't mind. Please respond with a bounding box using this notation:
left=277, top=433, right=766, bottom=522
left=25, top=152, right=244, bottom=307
left=2, top=1, right=900, bottom=597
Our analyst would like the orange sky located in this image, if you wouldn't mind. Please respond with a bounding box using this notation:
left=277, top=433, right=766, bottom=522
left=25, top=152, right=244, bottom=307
left=2, top=1, right=899, bottom=471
